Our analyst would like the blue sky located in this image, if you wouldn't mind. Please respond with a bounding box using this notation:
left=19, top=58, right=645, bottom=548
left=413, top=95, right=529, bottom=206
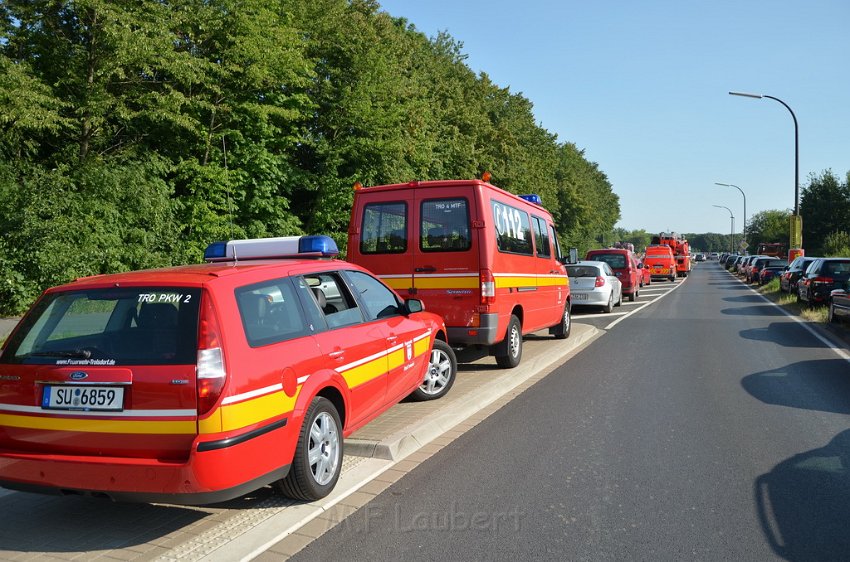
left=377, top=0, right=850, bottom=237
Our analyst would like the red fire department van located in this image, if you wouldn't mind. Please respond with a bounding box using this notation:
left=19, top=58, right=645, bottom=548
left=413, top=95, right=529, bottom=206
left=348, top=177, right=572, bottom=368
left=0, top=236, right=455, bottom=504
left=643, top=244, right=677, bottom=282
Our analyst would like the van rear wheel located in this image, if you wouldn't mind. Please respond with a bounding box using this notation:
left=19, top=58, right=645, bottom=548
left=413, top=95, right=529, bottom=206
left=495, top=315, right=522, bottom=368
left=551, top=302, right=571, bottom=339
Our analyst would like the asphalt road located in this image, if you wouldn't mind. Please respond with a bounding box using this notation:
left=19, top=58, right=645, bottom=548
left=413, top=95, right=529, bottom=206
left=291, top=263, right=850, bottom=561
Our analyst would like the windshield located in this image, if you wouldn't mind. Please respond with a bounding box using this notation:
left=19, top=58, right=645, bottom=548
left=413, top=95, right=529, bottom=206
left=1, top=287, right=201, bottom=366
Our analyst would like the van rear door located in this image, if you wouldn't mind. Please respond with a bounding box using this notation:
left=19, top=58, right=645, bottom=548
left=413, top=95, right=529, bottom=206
left=413, top=185, right=480, bottom=329
left=350, top=191, right=415, bottom=295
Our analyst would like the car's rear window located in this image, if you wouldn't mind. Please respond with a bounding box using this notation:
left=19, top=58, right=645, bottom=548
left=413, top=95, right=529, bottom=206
left=566, top=266, right=600, bottom=277
left=588, top=253, right=626, bottom=269
left=1, top=287, right=200, bottom=366
left=421, top=198, right=472, bottom=252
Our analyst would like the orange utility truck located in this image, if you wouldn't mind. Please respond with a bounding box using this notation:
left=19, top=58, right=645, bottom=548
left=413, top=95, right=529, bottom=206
left=652, top=232, right=691, bottom=277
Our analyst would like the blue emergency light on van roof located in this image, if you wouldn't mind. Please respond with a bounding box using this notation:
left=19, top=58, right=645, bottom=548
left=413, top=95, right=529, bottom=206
left=204, top=235, right=339, bottom=262
left=519, top=194, right=543, bottom=206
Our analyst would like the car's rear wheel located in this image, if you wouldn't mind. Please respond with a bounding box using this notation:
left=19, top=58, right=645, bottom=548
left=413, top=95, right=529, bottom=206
left=603, top=291, right=614, bottom=313
left=276, top=397, right=342, bottom=501
left=495, top=315, right=522, bottom=368
left=828, top=300, right=838, bottom=323
left=628, top=288, right=636, bottom=302
left=410, top=340, right=457, bottom=401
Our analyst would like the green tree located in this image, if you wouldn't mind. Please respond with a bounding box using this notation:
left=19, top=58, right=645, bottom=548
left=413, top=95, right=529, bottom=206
left=745, top=209, right=791, bottom=251
left=800, top=170, right=850, bottom=255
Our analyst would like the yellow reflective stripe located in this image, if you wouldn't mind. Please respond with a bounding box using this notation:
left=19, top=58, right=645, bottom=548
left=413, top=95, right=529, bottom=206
left=414, top=277, right=478, bottom=289
left=0, top=413, right=195, bottom=435
left=494, top=276, right=536, bottom=287
left=381, top=277, right=410, bottom=289
left=342, top=357, right=387, bottom=388
left=536, top=276, right=569, bottom=287
left=387, top=348, right=405, bottom=371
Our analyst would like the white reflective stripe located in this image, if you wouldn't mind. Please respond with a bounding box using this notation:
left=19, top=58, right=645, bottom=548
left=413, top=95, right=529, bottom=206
left=221, top=383, right=283, bottom=405
left=413, top=329, right=432, bottom=343
left=377, top=274, right=412, bottom=279
left=338, top=347, right=390, bottom=373
left=0, top=403, right=197, bottom=417
left=296, top=375, right=310, bottom=385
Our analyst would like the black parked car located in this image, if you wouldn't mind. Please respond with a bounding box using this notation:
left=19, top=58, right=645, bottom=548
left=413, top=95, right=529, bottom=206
left=797, top=258, right=850, bottom=306
left=780, top=256, right=817, bottom=294
left=829, top=280, right=850, bottom=323
left=748, top=256, right=778, bottom=284
left=758, top=260, right=788, bottom=285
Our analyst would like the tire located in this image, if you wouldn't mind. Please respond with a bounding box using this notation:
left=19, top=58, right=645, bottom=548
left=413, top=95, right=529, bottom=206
left=551, top=302, right=571, bottom=339
left=628, top=289, right=636, bottom=302
left=410, top=339, right=457, bottom=401
left=276, top=397, right=342, bottom=501
left=603, top=291, right=614, bottom=313
left=495, top=315, right=522, bottom=368
left=668, top=276, right=675, bottom=283
left=828, top=301, right=837, bottom=323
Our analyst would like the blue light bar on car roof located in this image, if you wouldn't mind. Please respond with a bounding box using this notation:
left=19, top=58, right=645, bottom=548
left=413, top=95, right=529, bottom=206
left=204, top=235, right=339, bottom=262
left=519, top=194, right=543, bottom=206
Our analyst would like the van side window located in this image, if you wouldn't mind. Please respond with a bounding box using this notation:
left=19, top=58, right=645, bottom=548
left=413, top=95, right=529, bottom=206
left=420, top=199, right=471, bottom=252
left=360, top=202, right=407, bottom=254
left=549, top=225, right=562, bottom=261
left=301, top=272, right=364, bottom=329
left=492, top=200, right=533, bottom=256
left=532, top=216, right=550, bottom=258
left=235, top=279, right=309, bottom=347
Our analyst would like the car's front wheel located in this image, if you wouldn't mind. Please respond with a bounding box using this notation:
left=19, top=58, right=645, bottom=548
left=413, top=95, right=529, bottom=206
left=495, top=315, right=522, bottom=368
left=410, top=340, right=457, bottom=401
left=277, top=397, right=342, bottom=501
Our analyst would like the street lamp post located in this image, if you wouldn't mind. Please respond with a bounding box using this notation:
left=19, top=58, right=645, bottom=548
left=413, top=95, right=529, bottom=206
left=715, top=182, right=746, bottom=251
left=729, top=91, right=802, bottom=260
left=713, top=205, right=735, bottom=253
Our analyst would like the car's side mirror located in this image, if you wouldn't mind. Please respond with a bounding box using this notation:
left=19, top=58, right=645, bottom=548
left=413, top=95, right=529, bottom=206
left=404, top=298, right=424, bottom=314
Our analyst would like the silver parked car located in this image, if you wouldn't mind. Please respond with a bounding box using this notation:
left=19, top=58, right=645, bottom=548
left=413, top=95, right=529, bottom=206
left=566, top=260, right=623, bottom=313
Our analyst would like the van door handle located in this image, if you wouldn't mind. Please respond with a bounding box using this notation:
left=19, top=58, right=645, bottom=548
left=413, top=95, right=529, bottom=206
left=328, top=350, right=344, bottom=360
left=415, top=266, right=437, bottom=273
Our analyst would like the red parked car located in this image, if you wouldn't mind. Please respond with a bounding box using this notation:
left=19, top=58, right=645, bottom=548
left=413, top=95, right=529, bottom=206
left=585, top=248, right=642, bottom=301
left=0, top=236, right=456, bottom=504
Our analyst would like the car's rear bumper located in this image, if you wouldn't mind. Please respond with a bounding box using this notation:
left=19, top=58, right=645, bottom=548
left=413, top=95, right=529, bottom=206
left=0, top=418, right=293, bottom=505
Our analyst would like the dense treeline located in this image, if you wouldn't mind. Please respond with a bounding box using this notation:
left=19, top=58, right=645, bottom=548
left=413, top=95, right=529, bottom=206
left=0, top=0, right=619, bottom=315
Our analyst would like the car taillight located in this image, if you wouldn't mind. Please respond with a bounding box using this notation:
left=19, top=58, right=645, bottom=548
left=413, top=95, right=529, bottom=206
left=812, top=276, right=834, bottom=286
left=197, top=295, right=227, bottom=416
left=595, top=276, right=605, bottom=287
left=481, top=269, right=495, bottom=305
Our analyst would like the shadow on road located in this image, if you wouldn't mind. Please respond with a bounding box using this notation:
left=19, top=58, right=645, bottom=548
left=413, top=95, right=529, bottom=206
left=724, top=294, right=769, bottom=303
left=721, top=305, right=786, bottom=317
left=755, top=429, right=850, bottom=561
left=741, top=359, right=850, bottom=414
left=739, top=322, right=830, bottom=348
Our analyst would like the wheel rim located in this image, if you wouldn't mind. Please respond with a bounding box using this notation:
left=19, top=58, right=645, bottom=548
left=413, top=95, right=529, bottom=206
left=307, top=412, right=339, bottom=486
left=420, top=347, right=452, bottom=395
left=562, top=306, right=571, bottom=332
left=509, top=325, right=520, bottom=357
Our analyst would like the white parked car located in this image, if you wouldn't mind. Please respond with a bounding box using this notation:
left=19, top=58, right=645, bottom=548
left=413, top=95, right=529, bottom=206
left=566, top=260, right=623, bottom=313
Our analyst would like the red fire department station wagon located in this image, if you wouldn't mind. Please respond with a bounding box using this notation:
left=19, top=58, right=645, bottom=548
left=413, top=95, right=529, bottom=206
left=0, top=236, right=456, bottom=504
left=347, top=176, right=572, bottom=369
